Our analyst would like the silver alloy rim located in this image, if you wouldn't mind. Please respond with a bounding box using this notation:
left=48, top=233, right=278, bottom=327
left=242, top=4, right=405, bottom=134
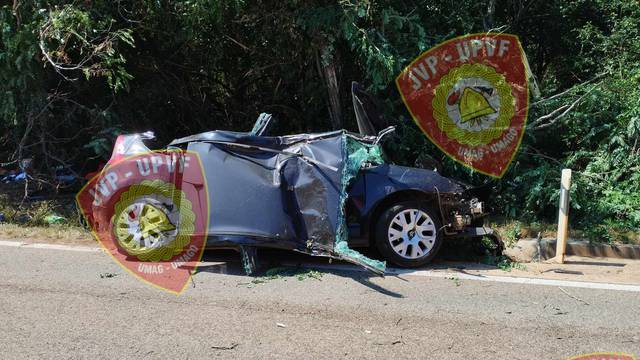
left=388, top=209, right=437, bottom=259
left=116, top=195, right=179, bottom=251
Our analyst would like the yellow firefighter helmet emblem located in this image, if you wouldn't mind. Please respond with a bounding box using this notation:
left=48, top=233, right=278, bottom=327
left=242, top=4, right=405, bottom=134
left=459, top=87, right=496, bottom=123
left=432, top=63, right=515, bottom=146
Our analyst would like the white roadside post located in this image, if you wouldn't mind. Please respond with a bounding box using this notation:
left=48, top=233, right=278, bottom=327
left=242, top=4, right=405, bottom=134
left=555, top=169, right=572, bottom=263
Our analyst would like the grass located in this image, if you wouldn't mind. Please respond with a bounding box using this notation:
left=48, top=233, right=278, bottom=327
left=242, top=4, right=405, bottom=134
left=496, top=257, right=527, bottom=272
left=0, top=223, right=93, bottom=245
left=0, top=188, right=94, bottom=245
left=0, top=182, right=97, bottom=243
left=486, top=217, right=640, bottom=246
left=476, top=251, right=527, bottom=272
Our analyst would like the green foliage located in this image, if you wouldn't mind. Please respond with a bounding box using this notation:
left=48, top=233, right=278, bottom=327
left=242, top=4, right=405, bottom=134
left=84, top=127, right=123, bottom=160
left=0, top=0, right=638, bottom=241
left=496, top=257, right=526, bottom=272
left=478, top=250, right=526, bottom=272
left=0, top=192, right=78, bottom=228
left=42, top=4, right=135, bottom=90
left=503, top=222, right=522, bottom=247
left=476, top=0, right=640, bottom=240
left=480, top=236, right=498, bottom=251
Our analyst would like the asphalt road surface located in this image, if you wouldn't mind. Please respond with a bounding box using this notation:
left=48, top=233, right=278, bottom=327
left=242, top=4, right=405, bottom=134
left=1, top=245, right=639, bottom=359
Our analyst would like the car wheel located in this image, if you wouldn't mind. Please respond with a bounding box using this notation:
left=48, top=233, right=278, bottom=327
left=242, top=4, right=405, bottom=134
left=374, top=202, right=443, bottom=268
left=109, top=180, right=196, bottom=262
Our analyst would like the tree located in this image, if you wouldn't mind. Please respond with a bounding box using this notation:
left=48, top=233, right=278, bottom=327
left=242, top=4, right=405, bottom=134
left=0, top=0, right=638, bottom=238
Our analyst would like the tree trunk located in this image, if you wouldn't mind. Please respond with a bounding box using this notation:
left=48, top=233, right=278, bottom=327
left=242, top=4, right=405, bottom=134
left=484, top=0, right=496, bottom=31
left=323, top=61, right=342, bottom=130
left=315, top=42, right=342, bottom=130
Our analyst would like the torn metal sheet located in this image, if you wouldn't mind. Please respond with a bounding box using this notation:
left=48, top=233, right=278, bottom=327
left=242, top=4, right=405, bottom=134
left=174, top=129, right=387, bottom=273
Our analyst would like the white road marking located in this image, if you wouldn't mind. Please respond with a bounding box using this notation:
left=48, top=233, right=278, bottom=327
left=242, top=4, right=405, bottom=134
left=285, top=263, right=640, bottom=293
left=0, top=240, right=24, bottom=247
left=1, top=240, right=638, bottom=292
left=0, top=240, right=101, bottom=253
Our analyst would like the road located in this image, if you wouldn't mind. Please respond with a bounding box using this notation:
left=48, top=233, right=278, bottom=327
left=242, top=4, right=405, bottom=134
left=0, top=244, right=639, bottom=359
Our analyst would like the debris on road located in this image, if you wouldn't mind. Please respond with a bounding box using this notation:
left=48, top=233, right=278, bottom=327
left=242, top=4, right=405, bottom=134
left=240, top=266, right=324, bottom=287
left=99, top=272, right=118, bottom=279
left=373, top=336, right=405, bottom=346
left=447, top=276, right=462, bottom=286
left=210, top=343, right=238, bottom=351
left=552, top=307, right=568, bottom=315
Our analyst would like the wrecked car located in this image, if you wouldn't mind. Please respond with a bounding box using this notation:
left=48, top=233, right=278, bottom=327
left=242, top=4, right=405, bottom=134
left=82, top=83, right=493, bottom=274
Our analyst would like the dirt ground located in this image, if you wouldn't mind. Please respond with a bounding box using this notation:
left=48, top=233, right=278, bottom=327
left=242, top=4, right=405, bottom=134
left=433, top=256, right=640, bottom=286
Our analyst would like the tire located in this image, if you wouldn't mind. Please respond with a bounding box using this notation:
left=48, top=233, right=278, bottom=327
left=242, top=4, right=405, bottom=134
left=374, top=201, right=443, bottom=268
left=109, top=180, right=196, bottom=262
